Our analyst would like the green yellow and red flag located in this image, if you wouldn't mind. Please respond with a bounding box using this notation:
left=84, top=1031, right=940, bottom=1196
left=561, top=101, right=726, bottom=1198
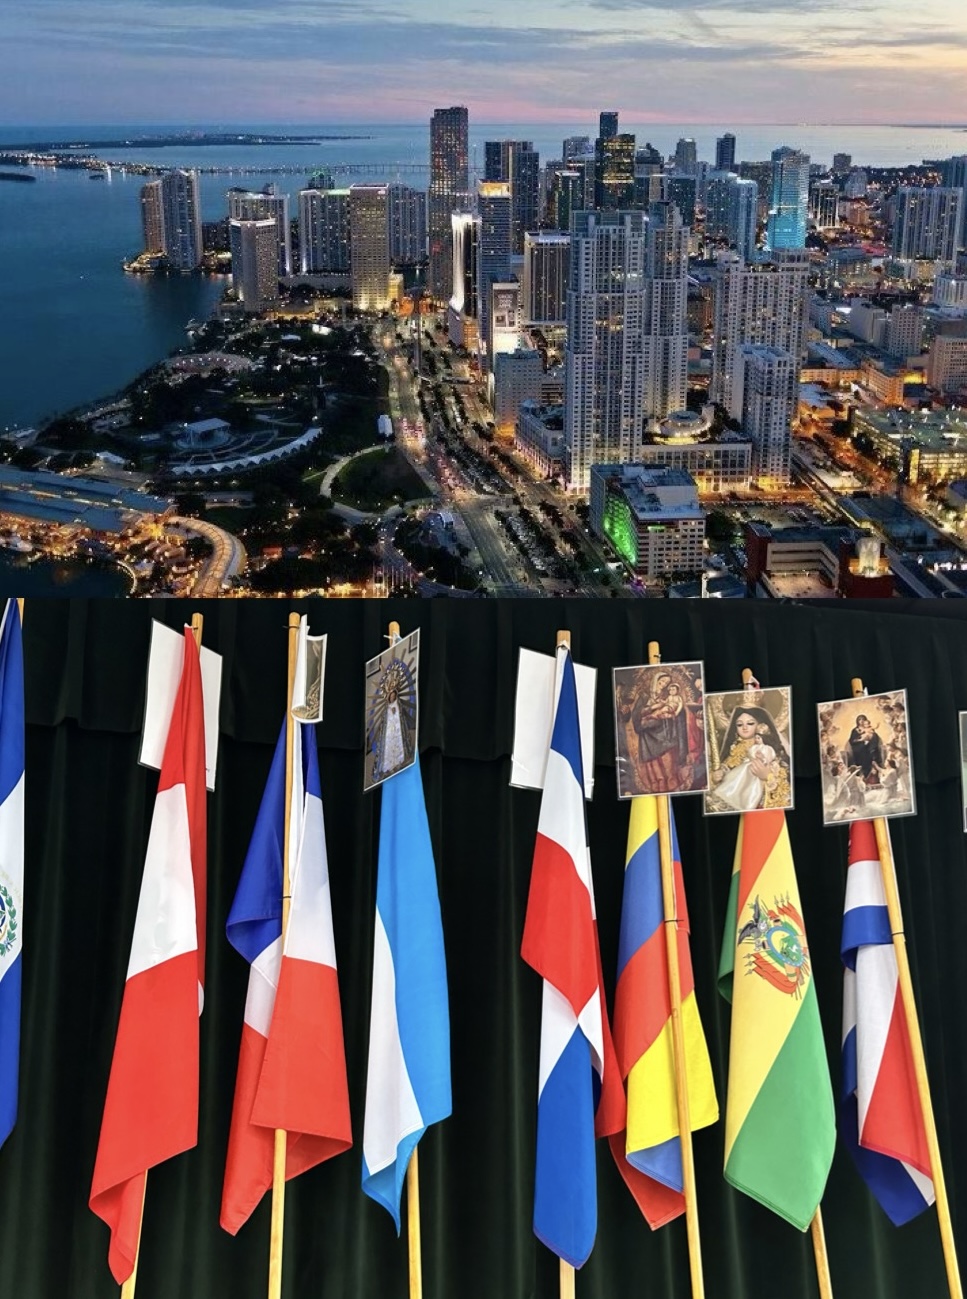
left=718, top=809, right=835, bottom=1230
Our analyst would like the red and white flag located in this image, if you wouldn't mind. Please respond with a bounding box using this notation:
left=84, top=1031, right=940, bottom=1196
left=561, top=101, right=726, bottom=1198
left=90, top=629, right=207, bottom=1284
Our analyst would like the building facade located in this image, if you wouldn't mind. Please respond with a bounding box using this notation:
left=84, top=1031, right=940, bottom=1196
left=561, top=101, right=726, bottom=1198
left=766, top=147, right=810, bottom=251
left=522, top=232, right=570, bottom=326
left=349, top=185, right=391, bottom=311
left=428, top=106, right=470, bottom=303
left=140, top=170, right=203, bottom=270
left=228, top=185, right=292, bottom=277
left=732, top=344, right=797, bottom=484
left=589, top=464, right=705, bottom=577
left=229, top=218, right=279, bottom=312
left=892, top=187, right=962, bottom=267
left=298, top=187, right=350, bottom=273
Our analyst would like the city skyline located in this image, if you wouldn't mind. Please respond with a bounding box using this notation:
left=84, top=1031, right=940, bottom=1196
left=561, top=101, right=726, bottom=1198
left=5, top=0, right=967, bottom=127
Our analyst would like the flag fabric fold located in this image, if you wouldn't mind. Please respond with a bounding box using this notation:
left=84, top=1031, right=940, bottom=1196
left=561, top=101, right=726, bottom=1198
left=362, top=754, right=451, bottom=1230
left=521, top=646, right=622, bottom=1269
left=0, top=600, right=24, bottom=1151
left=718, top=810, right=835, bottom=1231
left=221, top=717, right=351, bottom=1235
left=841, top=818, right=933, bottom=1225
left=90, top=628, right=207, bottom=1284
left=609, top=796, right=718, bottom=1228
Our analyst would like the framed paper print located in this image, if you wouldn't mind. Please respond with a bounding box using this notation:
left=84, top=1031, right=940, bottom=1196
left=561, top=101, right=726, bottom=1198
left=704, top=685, right=794, bottom=817
left=613, top=661, right=709, bottom=799
left=364, top=629, right=419, bottom=791
left=817, top=689, right=915, bottom=825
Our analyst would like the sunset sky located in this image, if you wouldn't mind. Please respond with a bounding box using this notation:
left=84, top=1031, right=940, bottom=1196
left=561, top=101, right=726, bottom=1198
left=5, top=0, right=966, bottom=126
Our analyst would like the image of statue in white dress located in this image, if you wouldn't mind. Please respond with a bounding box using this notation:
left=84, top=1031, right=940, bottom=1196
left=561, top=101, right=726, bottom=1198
left=706, top=706, right=791, bottom=815
left=365, top=641, right=418, bottom=790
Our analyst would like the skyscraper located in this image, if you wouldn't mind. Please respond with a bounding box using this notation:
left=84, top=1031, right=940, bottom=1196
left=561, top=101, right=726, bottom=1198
left=674, top=138, right=698, bottom=176
left=732, top=344, right=797, bottom=483
left=596, top=134, right=636, bottom=210
left=642, top=200, right=689, bottom=423
left=476, top=181, right=513, bottom=364
left=228, top=185, right=292, bottom=277
left=522, top=232, right=570, bottom=327
left=349, top=184, right=391, bottom=311
left=140, top=170, right=203, bottom=270
left=892, top=187, right=962, bottom=266
left=448, top=212, right=480, bottom=349
left=484, top=140, right=540, bottom=254
left=715, top=134, right=737, bottom=172
left=942, top=155, right=967, bottom=252
left=428, top=106, right=469, bottom=303
left=387, top=184, right=427, bottom=264
left=809, top=181, right=839, bottom=231
left=547, top=170, right=585, bottom=232
left=230, top=218, right=279, bottom=312
left=766, top=147, right=810, bottom=250
left=298, top=187, right=350, bottom=273
left=598, top=112, right=619, bottom=142
left=710, top=251, right=809, bottom=411
left=564, top=210, right=647, bottom=492
left=705, top=174, right=758, bottom=261
left=562, top=136, right=593, bottom=165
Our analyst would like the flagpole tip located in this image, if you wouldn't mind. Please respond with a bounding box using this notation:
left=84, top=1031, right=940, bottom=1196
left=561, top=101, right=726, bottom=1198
left=648, top=640, right=661, bottom=666
left=851, top=677, right=865, bottom=698
left=556, top=630, right=571, bottom=649
left=742, top=667, right=754, bottom=687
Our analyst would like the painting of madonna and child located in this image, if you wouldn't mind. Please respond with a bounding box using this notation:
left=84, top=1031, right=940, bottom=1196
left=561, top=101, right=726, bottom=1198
left=613, top=662, right=709, bottom=799
left=363, top=629, right=419, bottom=792
left=703, top=686, right=794, bottom=817
left=817, top=689, right=915, bottom=825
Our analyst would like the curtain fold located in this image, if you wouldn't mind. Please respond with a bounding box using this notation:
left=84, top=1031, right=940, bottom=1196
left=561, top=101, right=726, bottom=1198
left=0, top=598, right=965, bottom=1298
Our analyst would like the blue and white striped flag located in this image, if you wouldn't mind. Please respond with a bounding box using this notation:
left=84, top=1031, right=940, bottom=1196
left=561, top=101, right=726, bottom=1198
left=0, top=601, right=25, bottom=1149
left=362, top=755, right=451, bottom=1228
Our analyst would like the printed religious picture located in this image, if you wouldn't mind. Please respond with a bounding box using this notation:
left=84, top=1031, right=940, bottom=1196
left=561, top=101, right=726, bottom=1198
left=817, top=689, right=915, bottom=825
left=363, top=629, right=420, bottom=792
left=704, top=684, right=794, bottom=817
left=612, top=661, right=709, bottom=799
left=960, top=713, right=967, bottom=833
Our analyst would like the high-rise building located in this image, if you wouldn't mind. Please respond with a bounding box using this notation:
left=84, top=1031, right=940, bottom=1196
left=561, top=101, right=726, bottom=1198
left=732, top=344, right=797, bottom=483
left=298, top=187, right=350, bottom=274
left=448, top=212, right=480, bottom=350
left=564, top=210, right=647, bottom=491
left=589, top=464, right=704, bottom=577
left=844, top=168, right=868, bottom=199
left=809, top=181, right=839, bottom=231
left=598, top=112, right=619, bottom=142
left=349, top=184, right=391, bottom=311
left=428, top=106, right=469, bottom=303
left=715, top=134, right=737, bottom=173
left=642, top=200, right=689, bottom=423
left=484, top=140, right=540, bottom=254
left=942, top=155, right=967, bottom=251
left=739, top=161, right=774, bottom=222
left=387, top=184, right=427, bottom=264
left=892, top=187, right=962, bottom=266
left=547, top=170, right=585, bottom=232
left=666, top=175, right=697, bottom=227
left=140, top=170, right=203, bottom=270
left=928, top=334, right=967, bottom=395
left=596, top=133, right=636, bottom=210
left=766, top=147, right=810, bottom=250
left=705, top=173, right=758, bottom=261
left=885, top=304, right=924, bottom=360
left=710, top=250, right=810, bottom=411
left=674, top=138, right=698, bottom=176
left=230, top=218, right=278, bottom=312
left=140, top=181, right=165, bottom=255
left=832, top=153, right=852, bottom=177
left=228, top=185, right=292, bottom=277
left=476, top=181, right=513, bottom=363
left=563, top=136, right=593, bottom=165
left=522, top=232, right=570, bottom=326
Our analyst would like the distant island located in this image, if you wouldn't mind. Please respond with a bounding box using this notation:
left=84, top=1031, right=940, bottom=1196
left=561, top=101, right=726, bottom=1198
left=3, top=131, right=374, bottom=152
left=0, top=171, right=36, bottom=183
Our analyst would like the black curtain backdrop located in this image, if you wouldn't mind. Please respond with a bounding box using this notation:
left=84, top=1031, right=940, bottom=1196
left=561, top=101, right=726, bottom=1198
left=1, top=598, right=966, bottom=1299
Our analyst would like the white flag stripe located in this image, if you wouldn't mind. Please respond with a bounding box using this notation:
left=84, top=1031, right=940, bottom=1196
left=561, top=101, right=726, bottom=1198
left=855, top=943, right=899, bottom=1134
left=538, top=980, right=580, bottom=1097
left=844, top=856, right=887, bottom=911
left=0, top=775, right=24, bottom=980
left=284, top=791, right=337, bottom=969
left=538, top=750, right=593, bottom=904
left=127, top=786, right=197, bottom=980
left=363, top=910, right=423, bottom=1177
left=903, top=1162, right=936, bottom=1205
left=242, top=938, right=283, bottom=1037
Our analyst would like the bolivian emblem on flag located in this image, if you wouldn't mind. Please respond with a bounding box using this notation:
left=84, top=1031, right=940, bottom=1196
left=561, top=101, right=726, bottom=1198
left=718, top=810, right=835, bottom=1230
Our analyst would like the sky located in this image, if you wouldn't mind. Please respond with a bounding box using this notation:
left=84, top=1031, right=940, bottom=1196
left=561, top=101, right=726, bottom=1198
left=3, top=0, right=967, bottom=127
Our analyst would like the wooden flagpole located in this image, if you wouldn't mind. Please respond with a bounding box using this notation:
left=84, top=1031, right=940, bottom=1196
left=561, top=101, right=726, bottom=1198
left=121, top=612, right=204, bottom=1299
left=850, top=677, right=962, bottom=1299
left=267, top=611, right=303, bottom=1299
left=740, top=670, right=834, bottom=1299
left=648, top=641, right=705, bottom=1299
left=555, top=630, right=575, bottom=1299
left=386, top=618, right=426, bottom=1299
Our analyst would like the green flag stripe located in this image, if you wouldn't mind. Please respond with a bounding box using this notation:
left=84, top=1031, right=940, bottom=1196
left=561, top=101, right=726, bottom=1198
left=723, top=980, right=835, bottom=1231
left=718, top=866, right=739, bottom=1001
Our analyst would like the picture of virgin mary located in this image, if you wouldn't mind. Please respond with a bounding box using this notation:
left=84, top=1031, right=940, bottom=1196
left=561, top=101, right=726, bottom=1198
left=705, top=705, right=791, bottom=815
left=364, top=633, right=419, bottom=791
left=613, top=661, right=708, bottom=798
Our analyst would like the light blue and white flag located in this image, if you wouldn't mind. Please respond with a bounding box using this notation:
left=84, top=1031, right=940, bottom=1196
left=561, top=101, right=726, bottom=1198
left=0, top=601, right=25, bottom=1149
left=362, top=755, right=451, bottom=1229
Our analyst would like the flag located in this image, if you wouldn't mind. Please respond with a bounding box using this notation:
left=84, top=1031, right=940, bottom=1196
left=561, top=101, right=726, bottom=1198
left=841, top=819, right=933, bottom=1225
left=521, top=646, right=620, bottom=1269
left=90, top=628, right=207, bottom=1284
left=718, top=810, right=835, bottom=1230
left=362, top=754, right=450, bottom=1228
left=0, top=600, right=24, bottom=1150
left=609, top=796, right=718, bottom=1228
left=221, top=718, right=351, bottom=1234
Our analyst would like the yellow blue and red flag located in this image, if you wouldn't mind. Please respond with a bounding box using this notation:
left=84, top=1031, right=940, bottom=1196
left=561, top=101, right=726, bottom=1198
left=609, top=796, right=718, bottom=1226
